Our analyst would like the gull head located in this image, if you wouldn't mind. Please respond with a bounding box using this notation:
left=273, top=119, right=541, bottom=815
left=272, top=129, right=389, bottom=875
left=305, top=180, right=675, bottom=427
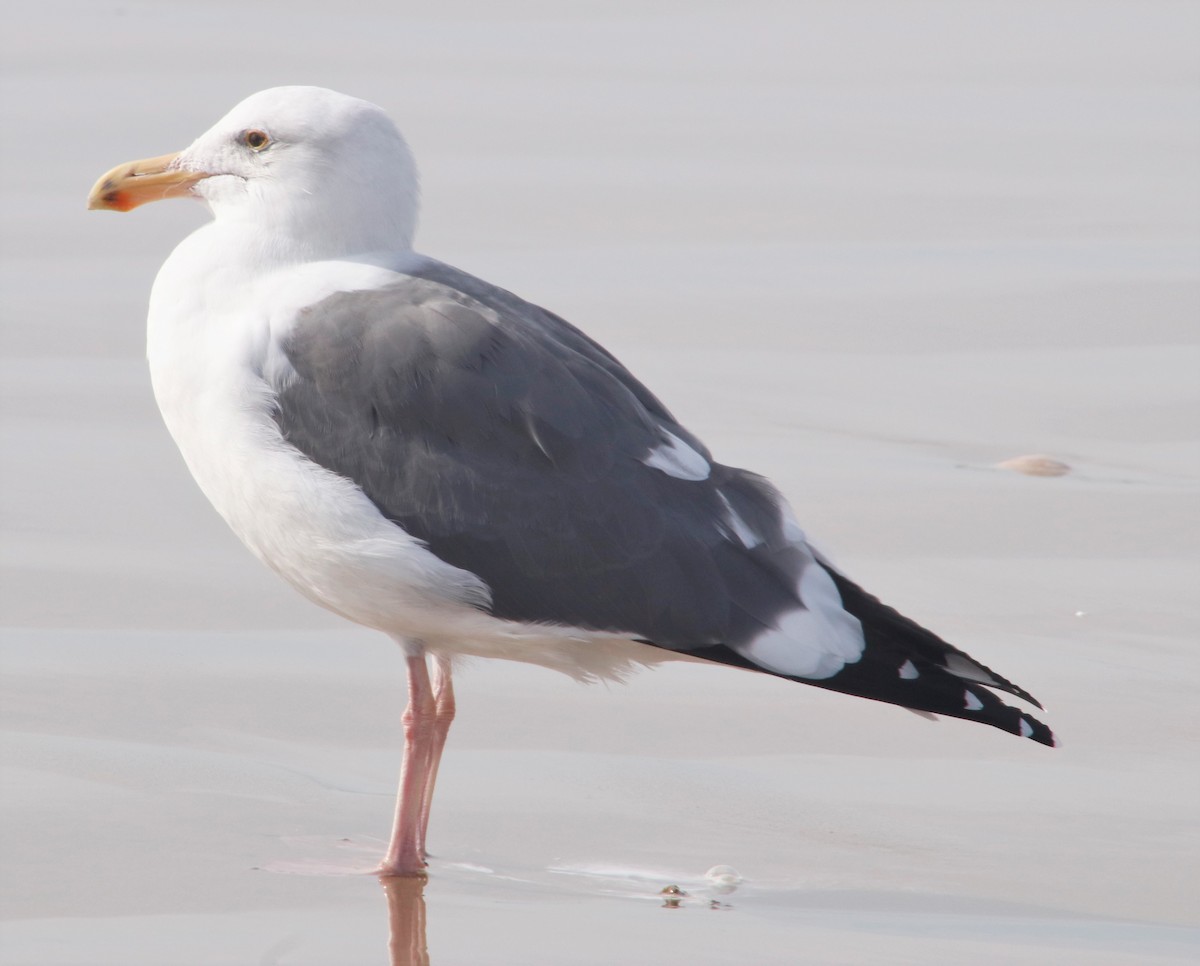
left=88, top=86, right=420, bottom=258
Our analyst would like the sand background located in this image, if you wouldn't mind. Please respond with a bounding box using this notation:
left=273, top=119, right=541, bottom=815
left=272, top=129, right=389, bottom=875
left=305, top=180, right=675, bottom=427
left=2, top=1, right=1198, bottom=963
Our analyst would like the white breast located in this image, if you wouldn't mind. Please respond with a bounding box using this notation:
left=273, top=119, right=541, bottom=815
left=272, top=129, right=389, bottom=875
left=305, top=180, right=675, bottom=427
left=145, top=228, right=495, bottom=638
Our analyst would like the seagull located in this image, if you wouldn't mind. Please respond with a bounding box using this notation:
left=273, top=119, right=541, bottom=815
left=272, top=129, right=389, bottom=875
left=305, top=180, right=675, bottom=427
left=88, top=86, right=1054, bottom=877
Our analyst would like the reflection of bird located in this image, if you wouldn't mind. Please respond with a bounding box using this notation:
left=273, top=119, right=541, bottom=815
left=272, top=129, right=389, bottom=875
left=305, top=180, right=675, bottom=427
left=383, top=877, right=429, bottom=966
left=89, top=86, right=1054, bottom=877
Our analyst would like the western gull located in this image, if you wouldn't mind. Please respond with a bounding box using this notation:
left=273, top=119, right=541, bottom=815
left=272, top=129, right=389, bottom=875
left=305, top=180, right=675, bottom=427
left=87, top=86, right=1054, bottom=878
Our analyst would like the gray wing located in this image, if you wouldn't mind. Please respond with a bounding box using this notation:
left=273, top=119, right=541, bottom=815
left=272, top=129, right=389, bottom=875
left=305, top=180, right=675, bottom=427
left=271, top=259, right=806, bottom=650
left=270, top=259, right=1057, bottom=747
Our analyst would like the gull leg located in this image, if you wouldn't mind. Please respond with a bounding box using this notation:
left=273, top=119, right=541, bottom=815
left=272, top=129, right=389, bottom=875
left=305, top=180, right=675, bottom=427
left=379, top=645, right=436, bottom=877
left=414, top=654, right=455, bottom=861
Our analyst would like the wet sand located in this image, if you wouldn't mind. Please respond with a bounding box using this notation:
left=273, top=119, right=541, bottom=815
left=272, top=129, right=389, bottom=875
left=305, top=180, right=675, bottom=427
left=2, top=2, right=1198, bottom=963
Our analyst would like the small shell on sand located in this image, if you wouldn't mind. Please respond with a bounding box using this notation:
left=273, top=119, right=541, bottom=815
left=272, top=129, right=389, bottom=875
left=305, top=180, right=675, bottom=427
left=997, top=455, right=1071, bottom=477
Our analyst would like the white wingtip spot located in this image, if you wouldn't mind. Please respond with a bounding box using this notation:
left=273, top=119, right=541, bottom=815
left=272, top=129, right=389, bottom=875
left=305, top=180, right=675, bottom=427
left=898, top=659, right=919, bottom=680
left=642, top=430, right=710, bottom=481
left=1019, top=718, right=1035, bottom=738
left=964, top=690, right=985, bottom=712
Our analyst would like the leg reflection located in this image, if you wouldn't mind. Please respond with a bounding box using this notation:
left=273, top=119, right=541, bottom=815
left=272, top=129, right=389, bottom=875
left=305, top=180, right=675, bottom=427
left=381, top=874, right=430, bottom=966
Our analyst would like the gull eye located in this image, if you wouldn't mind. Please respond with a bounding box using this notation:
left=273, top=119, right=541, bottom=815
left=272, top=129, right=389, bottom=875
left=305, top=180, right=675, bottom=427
left=242, top=129, right=270, bottom=151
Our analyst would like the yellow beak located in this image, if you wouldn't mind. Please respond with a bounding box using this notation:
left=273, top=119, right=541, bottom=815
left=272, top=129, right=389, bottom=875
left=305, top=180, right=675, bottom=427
left=87, top=152, right=207, bottom=212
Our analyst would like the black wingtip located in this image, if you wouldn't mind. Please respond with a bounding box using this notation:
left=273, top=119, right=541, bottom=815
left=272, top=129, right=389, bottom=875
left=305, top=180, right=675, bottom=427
left=965, top=655, right=1045, bottom=710
left=818, top=565, right=1056, bottom=742
left=1019, top=711, right=1057, bottom=748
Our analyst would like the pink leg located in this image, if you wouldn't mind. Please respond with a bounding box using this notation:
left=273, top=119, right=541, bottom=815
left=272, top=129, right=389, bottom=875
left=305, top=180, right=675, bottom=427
left=414, top=655, right=455, bottom=861
left=379, top=648, right=438, bottom=877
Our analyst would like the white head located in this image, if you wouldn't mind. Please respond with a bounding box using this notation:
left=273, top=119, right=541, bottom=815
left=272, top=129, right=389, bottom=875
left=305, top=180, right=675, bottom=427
left=89, top=87, right=420, bottom=260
